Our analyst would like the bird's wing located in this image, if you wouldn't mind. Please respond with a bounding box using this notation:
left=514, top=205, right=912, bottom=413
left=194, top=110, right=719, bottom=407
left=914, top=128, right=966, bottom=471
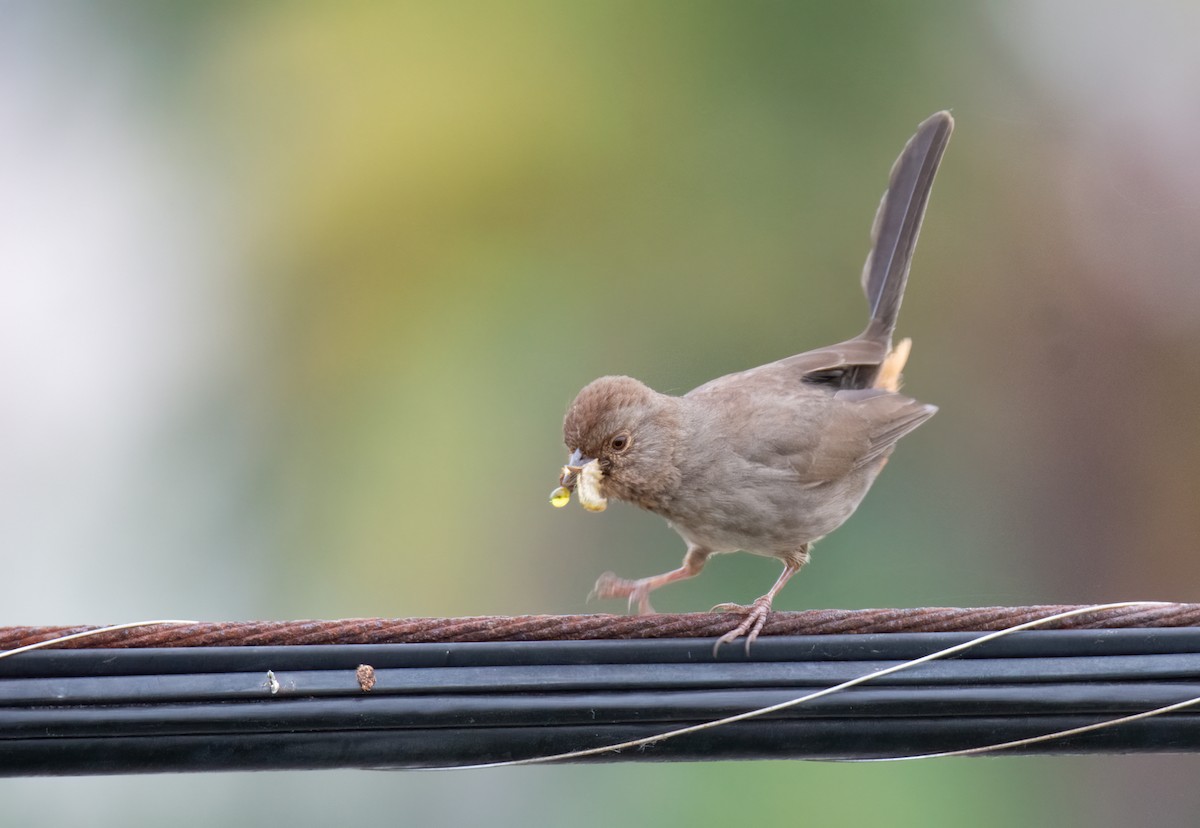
left=721, top=388, right=935, bottom=485
left=686, top=336, right=888, bottom=399
left=835, top=389, right=938, bottom=471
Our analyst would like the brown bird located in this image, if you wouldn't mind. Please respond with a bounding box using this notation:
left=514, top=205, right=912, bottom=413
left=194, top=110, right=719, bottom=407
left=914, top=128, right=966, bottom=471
left=555, top=111, right=954, bottom=651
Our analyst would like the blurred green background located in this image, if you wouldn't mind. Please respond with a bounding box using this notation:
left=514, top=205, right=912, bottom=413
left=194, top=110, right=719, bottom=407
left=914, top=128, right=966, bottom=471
left=4, top=1, right=1200, bottom=824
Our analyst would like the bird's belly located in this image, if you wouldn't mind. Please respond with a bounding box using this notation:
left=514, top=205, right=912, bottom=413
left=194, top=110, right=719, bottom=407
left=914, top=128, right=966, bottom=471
left=665, top=470, right=878, bottom=556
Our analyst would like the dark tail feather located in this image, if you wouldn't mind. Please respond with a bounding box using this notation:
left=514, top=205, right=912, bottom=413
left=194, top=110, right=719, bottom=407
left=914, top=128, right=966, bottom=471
left=861, top=111, right=954, bottom=345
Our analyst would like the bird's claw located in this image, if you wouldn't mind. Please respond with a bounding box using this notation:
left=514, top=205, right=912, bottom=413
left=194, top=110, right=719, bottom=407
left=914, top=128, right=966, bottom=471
left=590, top=572, right=655, bottom=615
left=711, top=596, right=775, bottom=657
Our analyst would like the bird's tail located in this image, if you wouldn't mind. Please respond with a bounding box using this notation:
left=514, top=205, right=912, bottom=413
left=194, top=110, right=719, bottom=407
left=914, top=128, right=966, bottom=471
left=860, top=111, right=954, bottom=347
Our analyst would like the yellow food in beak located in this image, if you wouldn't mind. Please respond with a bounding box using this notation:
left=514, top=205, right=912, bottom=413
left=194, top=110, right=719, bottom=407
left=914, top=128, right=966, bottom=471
left=549, top=459, right=606, bottom=512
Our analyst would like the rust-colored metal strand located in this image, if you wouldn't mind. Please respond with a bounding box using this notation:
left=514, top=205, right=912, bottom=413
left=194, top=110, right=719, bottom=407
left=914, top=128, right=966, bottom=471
left=4, top=603, right=1200, bottom=650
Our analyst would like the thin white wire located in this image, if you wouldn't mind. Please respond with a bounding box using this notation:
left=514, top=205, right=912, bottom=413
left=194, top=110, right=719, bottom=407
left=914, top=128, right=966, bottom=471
left=423, top=601, right=1178, bottom=770
left=837, top=694, right=1200, bottom=761
left=0, top=620, right=198, bottom=661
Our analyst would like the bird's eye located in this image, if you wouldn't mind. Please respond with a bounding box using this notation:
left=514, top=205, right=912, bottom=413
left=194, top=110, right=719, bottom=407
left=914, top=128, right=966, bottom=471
left=610, top=433, right=631, bottom=453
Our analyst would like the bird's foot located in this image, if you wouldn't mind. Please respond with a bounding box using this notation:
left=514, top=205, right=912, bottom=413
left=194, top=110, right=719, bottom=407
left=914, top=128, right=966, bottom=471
left=711, top=595, right=775, bottom=656
left=590, top=571, right=655, bottom=615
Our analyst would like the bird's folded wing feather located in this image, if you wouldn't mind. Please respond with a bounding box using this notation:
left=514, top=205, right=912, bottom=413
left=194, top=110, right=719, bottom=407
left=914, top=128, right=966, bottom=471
left=709, top=388, right=934, bottom=485
left=835, top=390, right=938, bottom=471
left=687, top=336, right=887, bottom=398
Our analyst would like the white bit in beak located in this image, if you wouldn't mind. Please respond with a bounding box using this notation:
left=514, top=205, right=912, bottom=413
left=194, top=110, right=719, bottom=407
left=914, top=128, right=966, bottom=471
left=576, top=459, right=607, bottom=512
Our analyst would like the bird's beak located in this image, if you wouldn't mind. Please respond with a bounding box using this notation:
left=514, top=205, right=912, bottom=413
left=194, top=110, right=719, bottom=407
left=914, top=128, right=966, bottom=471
left=559, top=448, right=590, bottom=489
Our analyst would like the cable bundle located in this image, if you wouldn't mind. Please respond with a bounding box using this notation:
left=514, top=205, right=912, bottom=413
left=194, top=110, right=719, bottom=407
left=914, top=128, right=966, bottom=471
left=3, top=628, right=1200, bottom=774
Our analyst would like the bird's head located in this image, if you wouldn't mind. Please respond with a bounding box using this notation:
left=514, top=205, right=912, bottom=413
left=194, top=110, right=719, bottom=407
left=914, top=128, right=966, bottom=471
left=557, top=375, right=681, bottom=511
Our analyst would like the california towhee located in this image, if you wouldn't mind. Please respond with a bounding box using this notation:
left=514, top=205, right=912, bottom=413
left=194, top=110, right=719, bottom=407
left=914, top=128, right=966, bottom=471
left=553, top=111, right=954, bottom=650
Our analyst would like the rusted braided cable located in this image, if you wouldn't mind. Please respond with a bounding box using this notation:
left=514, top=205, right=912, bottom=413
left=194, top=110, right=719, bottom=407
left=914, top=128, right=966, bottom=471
left=4, top=603, right=1200, bottom=649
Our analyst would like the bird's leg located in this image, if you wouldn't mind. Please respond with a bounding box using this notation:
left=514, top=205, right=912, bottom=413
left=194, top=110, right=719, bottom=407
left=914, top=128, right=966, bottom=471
left=590, top=547, right=711, bottom=615
left=712, top=546, right=810, bottom=655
